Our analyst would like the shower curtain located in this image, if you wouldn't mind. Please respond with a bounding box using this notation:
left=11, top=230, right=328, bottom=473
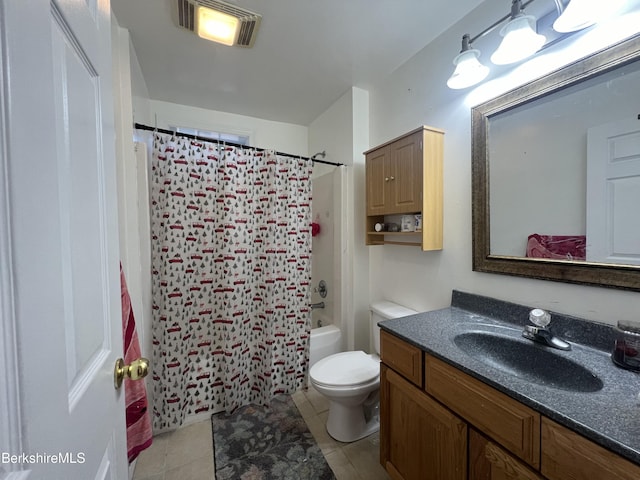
left=149, top=132, right=312, bottom=431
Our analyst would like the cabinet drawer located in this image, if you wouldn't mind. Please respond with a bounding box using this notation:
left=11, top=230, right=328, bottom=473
left=542, top=417, right=640, bottom=480
left=380, top=331, right=423, bottom=387
left=425, top=355, right=540, bottom=468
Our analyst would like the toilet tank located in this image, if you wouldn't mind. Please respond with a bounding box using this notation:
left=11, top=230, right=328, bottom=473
left=370, top=301, right=417, bottom=354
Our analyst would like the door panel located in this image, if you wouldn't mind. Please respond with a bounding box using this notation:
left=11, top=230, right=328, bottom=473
left=1, top=0, right=127, bottom=478
left=587, top=118, right=640, bottom=264
left=390, top=132, right=422, bottom=213
left=381, top=366, right=467, bottom=480
left=51, top=9, right=111, bottom=398
left=366, top=148, right=389, bottom=215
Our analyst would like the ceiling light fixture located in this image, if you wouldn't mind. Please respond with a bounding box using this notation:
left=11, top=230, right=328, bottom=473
left=446, top=0, right=627, bottom=89
left=176, top=0, right=262, bottom=48
left=197, top=6, right=239, bottom=46
left=447, top=34, right=490, bottom=89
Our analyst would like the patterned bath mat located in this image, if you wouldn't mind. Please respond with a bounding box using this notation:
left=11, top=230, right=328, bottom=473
left=211, top=395, right=336, bottom=480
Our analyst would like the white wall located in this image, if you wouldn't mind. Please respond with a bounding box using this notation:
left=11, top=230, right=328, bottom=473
left=150, top=100, right=308, bottom=156
left=368, top=0, right=640, bottom=324
left=129, top=38, right=151, bottom=126
left=309, top=87, right=370, bottom=352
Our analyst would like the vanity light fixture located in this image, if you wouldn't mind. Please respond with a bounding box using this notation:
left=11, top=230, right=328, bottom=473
left=447, top=34, right=490, bottom=89
left=490, top=1, right=546, bottom=65
left=553, top=0, right=627, bottom=33
left=446, top=0, right=628, bottom=89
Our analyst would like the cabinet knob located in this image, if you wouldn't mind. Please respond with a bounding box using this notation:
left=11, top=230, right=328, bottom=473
left=390, top=176, right=395, bottom=180
left=385, top=177, right=389, bottom=181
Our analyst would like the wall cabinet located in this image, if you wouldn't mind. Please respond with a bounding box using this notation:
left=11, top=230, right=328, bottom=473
left=380, top=330, right=640, bottom=480
left=365, top=126, right=444, bottom=250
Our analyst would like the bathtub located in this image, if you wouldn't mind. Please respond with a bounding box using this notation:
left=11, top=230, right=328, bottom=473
left=309, top=324, right=342, bottom=368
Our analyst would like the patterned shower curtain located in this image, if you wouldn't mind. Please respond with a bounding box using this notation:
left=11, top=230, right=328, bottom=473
left=149, top=132, right=312, bottom=431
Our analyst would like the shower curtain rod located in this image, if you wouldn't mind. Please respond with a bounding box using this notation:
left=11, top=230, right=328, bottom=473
left=134, top=123, right=344, bottom=167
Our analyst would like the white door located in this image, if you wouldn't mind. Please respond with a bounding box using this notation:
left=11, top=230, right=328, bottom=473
left=0, top=0, right=128, bottom=479
left=586, top=117, right=640, bottom=265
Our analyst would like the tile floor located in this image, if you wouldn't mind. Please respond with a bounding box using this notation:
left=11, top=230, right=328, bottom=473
left=132, top=387, right=390, bottom=480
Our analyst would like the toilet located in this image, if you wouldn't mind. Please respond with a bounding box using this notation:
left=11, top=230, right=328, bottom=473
left=309, top=301, right=417, bottom=442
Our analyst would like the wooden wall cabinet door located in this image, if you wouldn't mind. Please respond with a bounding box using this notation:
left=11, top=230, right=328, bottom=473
left=469, top=429, right=544, bottom=480
left=365, top=129, right=427, bottom=216
left=365, top=145, right=391, bottom=216
left=388, top=131, right=423, bottom=214
left=380, top=365, right=467, bottom=480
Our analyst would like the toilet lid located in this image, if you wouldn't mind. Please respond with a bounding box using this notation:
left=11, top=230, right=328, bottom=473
left=310, top=351, right=379, bottom=387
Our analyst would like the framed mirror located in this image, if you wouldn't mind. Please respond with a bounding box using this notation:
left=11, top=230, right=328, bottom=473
left=472, top=33, right=640, bottom=291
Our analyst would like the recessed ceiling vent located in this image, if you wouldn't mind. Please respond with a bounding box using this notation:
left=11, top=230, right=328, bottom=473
left=176, top=0, right=261, bottom=48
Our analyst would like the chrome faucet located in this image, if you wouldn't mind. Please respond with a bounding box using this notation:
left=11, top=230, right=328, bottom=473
left=522, top=309, right=571, bottom=351
left=310, top=301, right=325, bottom=310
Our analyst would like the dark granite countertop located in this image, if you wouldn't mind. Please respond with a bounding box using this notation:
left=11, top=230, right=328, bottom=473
left=378, top=290, right=640, bottom=465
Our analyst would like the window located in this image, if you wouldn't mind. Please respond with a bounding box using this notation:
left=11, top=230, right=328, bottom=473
left=171, top=126, right=250, bottom=146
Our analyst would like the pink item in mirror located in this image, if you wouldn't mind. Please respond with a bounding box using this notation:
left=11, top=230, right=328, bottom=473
left=311, top=222, right=321, bottom=237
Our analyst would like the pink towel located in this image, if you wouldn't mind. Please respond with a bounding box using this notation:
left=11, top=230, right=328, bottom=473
left=120, top=264, right=153, bottom=462
left=526, top=234, right=586, bottom=261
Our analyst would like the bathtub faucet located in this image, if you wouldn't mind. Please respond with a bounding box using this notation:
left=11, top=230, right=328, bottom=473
left=310, top=302, right=325, bottom=310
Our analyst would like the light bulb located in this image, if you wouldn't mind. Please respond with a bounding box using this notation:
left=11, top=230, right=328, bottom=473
left=447, top=49, right=490, bottom=89
left=491, top=15, right=546, bottom=65
left=553, top=0, right=627, bottom=33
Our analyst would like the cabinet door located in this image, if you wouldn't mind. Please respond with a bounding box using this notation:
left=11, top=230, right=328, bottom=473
left=469, top=429, right=544, bottom=480
left=425, top=355, right=540, bottom=468
left=389, top=131, right=423, bottom=214
left=542, top=418, right=640, bottom=480
left=366, top=146, right=390, bottom=215
left=381, top=365, right=467, bottom=480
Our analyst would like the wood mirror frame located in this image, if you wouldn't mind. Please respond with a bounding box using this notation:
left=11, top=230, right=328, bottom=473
left=472, top=33, right=640, bottom=291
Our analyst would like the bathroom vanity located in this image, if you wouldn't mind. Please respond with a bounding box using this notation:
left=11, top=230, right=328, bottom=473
left=379, top=291, right=640, bottom=480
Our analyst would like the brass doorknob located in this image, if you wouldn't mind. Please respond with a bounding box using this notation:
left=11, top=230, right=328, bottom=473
left=114, top=357, right=149, bottom=389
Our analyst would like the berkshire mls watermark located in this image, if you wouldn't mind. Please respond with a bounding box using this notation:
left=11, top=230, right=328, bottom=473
left=1, top=452, right=86, bottom=465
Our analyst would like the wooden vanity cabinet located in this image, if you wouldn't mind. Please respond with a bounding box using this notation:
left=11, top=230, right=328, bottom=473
left=426, top=355, right=540, bottom=468
left=380, top=331, right=640, bottom=480
left=469, top=429, right=544, bottom=480
left=365, top=126, right=443, bottom=250
left=541, top=418, right=640, bottom=480
left=380, top=365, right=467, bottom=480
left=380, top=331, right=467, bottom=480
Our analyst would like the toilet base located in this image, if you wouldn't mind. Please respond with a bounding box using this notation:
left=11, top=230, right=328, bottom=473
left=325, top=399, right=380, bottom=443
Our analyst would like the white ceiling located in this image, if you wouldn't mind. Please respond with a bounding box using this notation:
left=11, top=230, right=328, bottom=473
left=111, top=0, right=484, bottom=126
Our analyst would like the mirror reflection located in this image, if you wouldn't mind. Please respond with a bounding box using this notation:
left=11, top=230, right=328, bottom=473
left=489, top=59, right=640, bottom=265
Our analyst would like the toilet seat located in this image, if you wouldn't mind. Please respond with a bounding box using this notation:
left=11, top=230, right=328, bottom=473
left=310, top=351, right=379, bottom=388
